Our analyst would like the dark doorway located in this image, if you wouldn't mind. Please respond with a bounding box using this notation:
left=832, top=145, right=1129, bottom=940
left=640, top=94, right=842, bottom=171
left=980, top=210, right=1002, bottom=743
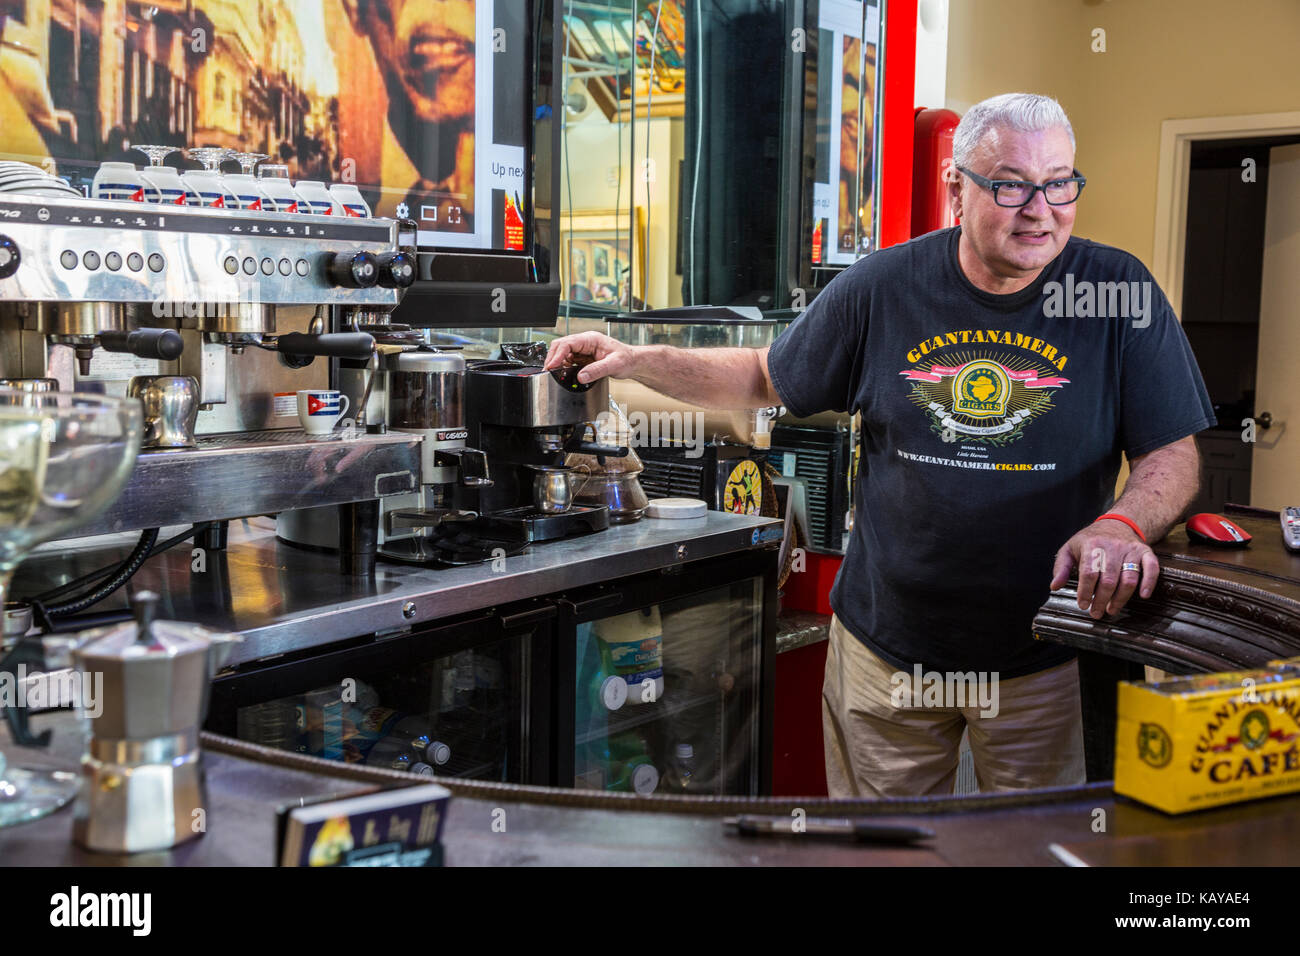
left=1180, top=134, right=1300, bottom=514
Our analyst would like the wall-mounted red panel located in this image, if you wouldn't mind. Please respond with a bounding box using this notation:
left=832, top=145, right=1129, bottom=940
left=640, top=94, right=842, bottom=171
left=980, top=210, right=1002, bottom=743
left=877, top=0, right=918, bottom=250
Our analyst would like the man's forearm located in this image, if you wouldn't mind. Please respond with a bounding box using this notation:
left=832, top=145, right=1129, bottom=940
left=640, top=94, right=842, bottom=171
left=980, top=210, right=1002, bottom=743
left=628, top=345, right=780, bottom=410
left=1106, top=438, right=1201, bottom=542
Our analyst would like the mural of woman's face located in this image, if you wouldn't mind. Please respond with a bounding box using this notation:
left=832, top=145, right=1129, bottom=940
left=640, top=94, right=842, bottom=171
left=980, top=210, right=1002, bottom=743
left=362, top=0, right=476, bottom=124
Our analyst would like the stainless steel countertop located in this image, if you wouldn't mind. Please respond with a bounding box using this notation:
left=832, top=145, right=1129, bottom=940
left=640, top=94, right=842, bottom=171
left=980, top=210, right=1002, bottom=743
left=14, top=512, right=781, bottom=666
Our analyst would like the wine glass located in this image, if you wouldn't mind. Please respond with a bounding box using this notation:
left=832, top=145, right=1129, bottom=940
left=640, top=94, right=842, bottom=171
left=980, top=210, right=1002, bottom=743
left=182, top=147, right=237, bottom=208
left=227, top=152, right=271, bottom=211
left=0, top=390, right=142, bottom=827
left=232, top=151, right=268, bottom=176
left=133, top=145, right=179, bottom=168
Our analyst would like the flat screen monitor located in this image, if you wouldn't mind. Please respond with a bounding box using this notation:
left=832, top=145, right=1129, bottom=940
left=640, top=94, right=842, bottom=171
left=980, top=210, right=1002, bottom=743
left=811, top=0, right=882, bottom=269
left=0, top=0, right=534, bottom=256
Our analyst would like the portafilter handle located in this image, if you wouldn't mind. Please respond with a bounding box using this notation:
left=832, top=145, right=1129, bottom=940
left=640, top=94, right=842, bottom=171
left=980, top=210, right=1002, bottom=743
left=435, top=447, right=494, bottom=488
left=98, top=328, right=184, bottom=362
left=273, top=332, right=376, bottom=368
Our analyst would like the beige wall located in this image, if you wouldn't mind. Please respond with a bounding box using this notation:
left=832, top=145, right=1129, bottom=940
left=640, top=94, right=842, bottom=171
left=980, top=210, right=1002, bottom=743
left=945, top=0, right=1300, bottom=270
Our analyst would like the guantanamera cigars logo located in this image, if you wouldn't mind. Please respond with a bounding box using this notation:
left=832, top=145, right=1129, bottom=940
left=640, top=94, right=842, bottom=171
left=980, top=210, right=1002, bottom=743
left=1189, top=693, right=1300, bottom=783
left=899, top=330, right=1070, bottom=446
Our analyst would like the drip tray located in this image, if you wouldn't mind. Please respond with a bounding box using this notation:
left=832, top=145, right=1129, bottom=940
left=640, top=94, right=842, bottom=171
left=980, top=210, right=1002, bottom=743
left=380, top=520, right=530, bottom=567
left=478, top=505, right=610, bottom=543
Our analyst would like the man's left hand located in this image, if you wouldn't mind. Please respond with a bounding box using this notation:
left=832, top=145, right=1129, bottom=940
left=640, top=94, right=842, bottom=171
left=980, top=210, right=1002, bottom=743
left=1050, top=520, right=1160, bottom=619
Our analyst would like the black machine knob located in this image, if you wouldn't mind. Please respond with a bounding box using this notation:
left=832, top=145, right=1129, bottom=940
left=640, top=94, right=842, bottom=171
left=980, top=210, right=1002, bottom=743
left=327, top=250, right=379, bottom=289
left=376, top=251, right=417, bottom=289
left=0, top=235, right=19, bottom=279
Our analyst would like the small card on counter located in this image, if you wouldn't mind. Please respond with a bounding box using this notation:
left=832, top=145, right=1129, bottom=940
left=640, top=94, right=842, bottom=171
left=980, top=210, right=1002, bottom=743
left=277, top=784, right=451, bottom=866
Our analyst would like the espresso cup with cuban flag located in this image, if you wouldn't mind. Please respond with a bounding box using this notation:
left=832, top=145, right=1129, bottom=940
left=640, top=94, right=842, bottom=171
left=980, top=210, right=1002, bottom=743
left=297, top=389, right=350, bottom=435
left=92, top=162, right=158, bottom=203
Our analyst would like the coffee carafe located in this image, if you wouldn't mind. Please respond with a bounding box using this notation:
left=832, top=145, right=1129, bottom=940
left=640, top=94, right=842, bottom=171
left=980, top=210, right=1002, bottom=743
left=45, top=591, right=240, bottom=853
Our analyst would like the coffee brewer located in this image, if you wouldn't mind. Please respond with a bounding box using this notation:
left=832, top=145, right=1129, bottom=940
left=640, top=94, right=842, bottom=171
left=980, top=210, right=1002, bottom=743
left=451, top=361, right=626, bottom=541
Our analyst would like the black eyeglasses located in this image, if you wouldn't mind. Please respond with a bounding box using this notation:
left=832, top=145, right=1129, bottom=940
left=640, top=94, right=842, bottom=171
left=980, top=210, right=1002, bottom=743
left=956, top=166, right=1086, bottom=207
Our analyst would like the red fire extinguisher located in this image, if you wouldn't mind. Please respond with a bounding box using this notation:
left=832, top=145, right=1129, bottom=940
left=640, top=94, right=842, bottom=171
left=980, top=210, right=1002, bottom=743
left=911, top=107, right=960, bottom=237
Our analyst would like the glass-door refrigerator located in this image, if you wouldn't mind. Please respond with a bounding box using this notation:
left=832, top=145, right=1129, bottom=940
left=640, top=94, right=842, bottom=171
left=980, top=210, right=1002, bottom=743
left=206, top=601, right=556, bottom=784
left=555, top=549, right=775, bottom=796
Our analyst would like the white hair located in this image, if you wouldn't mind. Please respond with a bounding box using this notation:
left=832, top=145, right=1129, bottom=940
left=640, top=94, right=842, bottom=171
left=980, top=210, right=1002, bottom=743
left=952, top=93, right=1076, bottom=168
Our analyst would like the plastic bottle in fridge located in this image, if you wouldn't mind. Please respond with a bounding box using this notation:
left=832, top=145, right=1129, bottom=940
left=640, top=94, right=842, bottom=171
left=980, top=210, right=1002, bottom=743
left=670, top=742, right=696, bottom=792
left=592, top=606, right=665, bottom=705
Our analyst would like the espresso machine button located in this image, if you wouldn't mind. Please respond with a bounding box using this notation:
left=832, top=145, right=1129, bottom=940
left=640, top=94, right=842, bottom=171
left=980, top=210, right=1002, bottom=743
left=127, top=252, right=144, bottom=272
left=376, top=250, right=417, bottom=288
left=241, top=256, right=256, bottom=275
left=104, top=251, right=122, bottom=271
left=278, top=257, right=291, bottom=276
left=147, top=252, right=165, bottom=272
left=295, top=258, right=309, bottom=277
left=60, top=249, right=77, bottom=270
left=260, top=257, right=275, bottom=275
left=327, top=250, right=379, bottom=288
left=223, top=255, right=239, bottom=275
left=0, top=235, right=20, bottom=278
left=82, top=250, right=101, bottom=271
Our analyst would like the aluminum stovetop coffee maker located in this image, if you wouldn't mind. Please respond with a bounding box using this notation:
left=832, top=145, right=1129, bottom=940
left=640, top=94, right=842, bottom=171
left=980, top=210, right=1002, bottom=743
left=44, top=591, right=240, bottom=853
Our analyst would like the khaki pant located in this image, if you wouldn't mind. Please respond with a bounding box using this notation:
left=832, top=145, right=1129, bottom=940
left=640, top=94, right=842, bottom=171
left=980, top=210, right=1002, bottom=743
left=822, top=614, right=1086, bottom=797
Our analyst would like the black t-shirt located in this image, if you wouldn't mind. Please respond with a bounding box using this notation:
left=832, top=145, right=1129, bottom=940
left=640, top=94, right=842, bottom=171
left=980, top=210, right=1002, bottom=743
left=767, top=226, right=1215, bottom=677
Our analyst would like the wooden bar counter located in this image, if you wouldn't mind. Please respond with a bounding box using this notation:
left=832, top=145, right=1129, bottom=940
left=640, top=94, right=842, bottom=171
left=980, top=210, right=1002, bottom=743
left=2, top=709, right=1299, bottom=866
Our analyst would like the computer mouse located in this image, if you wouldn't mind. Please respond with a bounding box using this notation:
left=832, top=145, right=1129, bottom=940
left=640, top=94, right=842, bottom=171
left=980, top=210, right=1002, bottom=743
left=1185, top=513, right=1252, bottom=548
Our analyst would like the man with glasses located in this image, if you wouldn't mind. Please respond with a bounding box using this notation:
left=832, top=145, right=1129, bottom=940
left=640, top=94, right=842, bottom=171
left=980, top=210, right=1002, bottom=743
left=543, top=93, right=1213, bottom=796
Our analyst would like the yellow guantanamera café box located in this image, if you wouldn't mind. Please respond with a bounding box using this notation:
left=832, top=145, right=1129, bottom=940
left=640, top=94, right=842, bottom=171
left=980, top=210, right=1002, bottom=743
left=1114, top=659, right=1300, bottom=814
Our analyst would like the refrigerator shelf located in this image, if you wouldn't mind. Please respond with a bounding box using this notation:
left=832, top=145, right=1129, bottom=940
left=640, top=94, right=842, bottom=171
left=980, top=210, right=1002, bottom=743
left=574, top=689, right=720, bottom=746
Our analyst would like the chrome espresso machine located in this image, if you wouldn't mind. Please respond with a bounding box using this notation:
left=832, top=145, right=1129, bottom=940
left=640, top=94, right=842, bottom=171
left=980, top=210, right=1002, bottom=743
left=0, top=188, right=422, bottom=573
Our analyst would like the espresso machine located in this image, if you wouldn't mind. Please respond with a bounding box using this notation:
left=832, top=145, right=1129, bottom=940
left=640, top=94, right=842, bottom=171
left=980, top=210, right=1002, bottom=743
left=452, top=361, right=624, bottom=541
left=0, top=185, right=423, bottom=570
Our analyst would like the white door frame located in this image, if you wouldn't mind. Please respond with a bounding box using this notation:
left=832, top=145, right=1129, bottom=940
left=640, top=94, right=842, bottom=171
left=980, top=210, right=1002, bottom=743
left=1152, top=110, right=1300, bottom=315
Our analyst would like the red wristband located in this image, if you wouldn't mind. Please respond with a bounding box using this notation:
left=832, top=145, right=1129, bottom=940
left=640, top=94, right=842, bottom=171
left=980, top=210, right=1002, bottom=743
left=1096, top=513, right=1146, bottom=543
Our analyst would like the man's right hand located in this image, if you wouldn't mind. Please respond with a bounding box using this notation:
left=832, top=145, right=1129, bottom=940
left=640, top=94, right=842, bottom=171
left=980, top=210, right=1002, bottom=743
left=542, top=332, right=638, bottom=385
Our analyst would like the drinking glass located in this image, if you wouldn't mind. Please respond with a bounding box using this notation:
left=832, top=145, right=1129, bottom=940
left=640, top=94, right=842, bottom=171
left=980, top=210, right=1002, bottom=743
left=0, top=390, right=142, bottom=826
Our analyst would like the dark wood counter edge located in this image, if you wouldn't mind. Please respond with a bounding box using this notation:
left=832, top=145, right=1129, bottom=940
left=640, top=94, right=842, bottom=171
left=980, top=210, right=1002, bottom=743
left=1033, top=510, right=1300, bottom=674
left=200, top=730, right=1113, bottom=816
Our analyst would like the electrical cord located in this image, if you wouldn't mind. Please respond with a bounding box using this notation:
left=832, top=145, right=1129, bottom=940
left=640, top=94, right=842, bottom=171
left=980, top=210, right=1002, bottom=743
left=39, top=528, right=160, bottom=619
left=27, top=522, right=213, bottom=623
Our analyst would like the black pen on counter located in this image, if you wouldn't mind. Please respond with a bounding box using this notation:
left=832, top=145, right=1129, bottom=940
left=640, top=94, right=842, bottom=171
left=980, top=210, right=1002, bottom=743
left=724, top=815, right=935, bottom=845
